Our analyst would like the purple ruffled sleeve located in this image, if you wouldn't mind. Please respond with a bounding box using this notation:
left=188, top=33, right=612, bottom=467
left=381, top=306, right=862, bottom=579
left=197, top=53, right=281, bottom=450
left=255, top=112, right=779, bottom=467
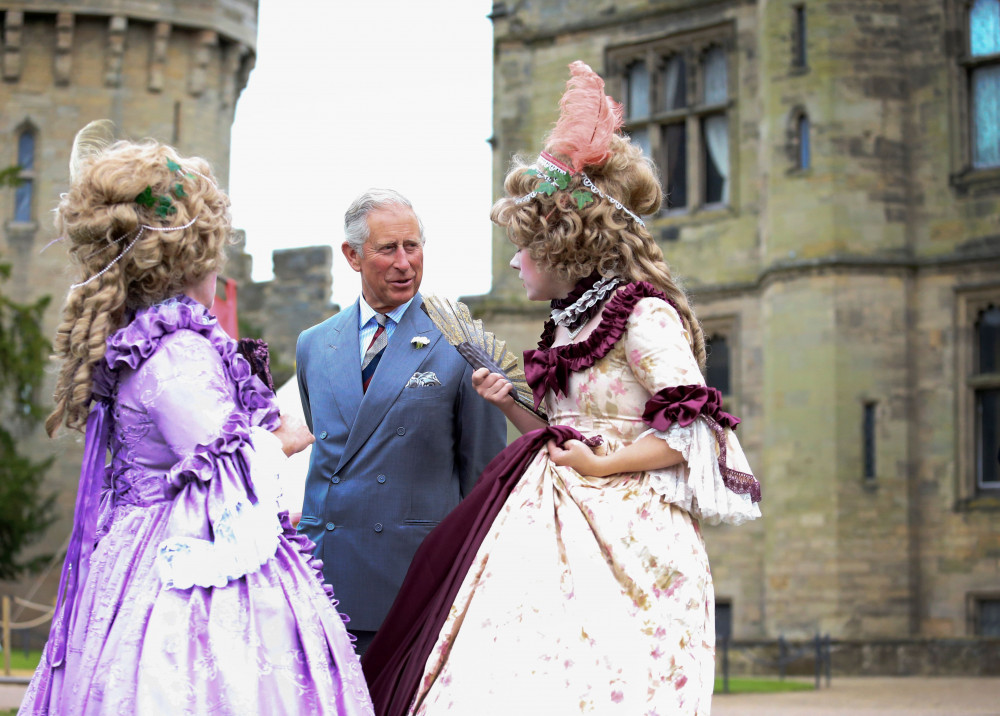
left=135, top=330, right=287, bottom=588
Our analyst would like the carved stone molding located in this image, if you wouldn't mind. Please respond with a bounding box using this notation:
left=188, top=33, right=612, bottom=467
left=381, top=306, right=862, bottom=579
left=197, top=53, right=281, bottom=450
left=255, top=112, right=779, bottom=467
left=104, top=15, right=128, bottom=87
left=3, top=10, right=24, bottom=82
left=149, top=21, right=170, bottom=92
left=54, top=12, right=75, bottom=86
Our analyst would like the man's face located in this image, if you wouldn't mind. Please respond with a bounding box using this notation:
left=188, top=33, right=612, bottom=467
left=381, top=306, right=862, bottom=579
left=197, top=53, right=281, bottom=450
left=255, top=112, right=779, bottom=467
left=343, top=205, right=424, bottom=313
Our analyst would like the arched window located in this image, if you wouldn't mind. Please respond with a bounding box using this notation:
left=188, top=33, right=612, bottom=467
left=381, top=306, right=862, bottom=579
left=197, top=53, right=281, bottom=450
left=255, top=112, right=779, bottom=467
left=13, top=126, right=35, bottom=223
left=969, top=0, right=1000, bottom=168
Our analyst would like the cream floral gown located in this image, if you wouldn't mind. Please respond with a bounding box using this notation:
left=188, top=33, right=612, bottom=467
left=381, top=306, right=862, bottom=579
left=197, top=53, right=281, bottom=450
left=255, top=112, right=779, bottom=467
left=407, top=284, right=760, bottom=716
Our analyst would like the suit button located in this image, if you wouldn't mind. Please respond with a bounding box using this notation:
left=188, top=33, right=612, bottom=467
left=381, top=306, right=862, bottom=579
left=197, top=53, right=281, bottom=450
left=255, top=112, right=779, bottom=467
left=331, top=476, right=341, bottom=484
left=319, top=430, right=328, bottom=440
left=374, top=523, right=383, bottom=533
left=396, top=427, right=405, bottom=436
left=376, top=475, right=386, bottom=484
left=325, top=522, right=336, bottom=531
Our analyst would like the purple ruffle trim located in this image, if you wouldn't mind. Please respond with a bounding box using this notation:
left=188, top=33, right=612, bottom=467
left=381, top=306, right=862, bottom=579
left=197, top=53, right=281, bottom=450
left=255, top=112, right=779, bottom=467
left=524, top=281, right=678, bottom=409
left=104, top=296, right=279, bottom=431
left=642, top=384, right=760, bottom=503
left=278, top=512, right=353, bottom=633
left=642, top=384, right=740, bottom=432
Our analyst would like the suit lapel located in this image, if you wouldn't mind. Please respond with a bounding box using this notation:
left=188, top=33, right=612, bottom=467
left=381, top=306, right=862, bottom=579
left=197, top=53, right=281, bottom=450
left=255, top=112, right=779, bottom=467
left=336, top=294, right=442, bottom=472
left=326, top=301, right=364, bottom=429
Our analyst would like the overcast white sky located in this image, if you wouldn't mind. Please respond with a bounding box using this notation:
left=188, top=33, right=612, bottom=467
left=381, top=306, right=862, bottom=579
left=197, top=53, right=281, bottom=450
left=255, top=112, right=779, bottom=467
left=229, top=0, right=496, bottom=309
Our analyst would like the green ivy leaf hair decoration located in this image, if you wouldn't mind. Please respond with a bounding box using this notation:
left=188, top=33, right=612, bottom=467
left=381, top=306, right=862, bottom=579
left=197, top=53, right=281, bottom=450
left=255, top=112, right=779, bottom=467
left=571, top=189, right=594, bottom=210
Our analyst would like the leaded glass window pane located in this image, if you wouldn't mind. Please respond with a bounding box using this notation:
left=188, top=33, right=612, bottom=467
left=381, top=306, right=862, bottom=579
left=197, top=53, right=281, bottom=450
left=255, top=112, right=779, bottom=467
left=977, top=305, right=1000, bottom=373
left=979, top=599, right=1000, bottom=636
left=661, top=55, right=686, bottom=111
left=972, top=65, right=1000, bottom=168
left=976, top=388, right=1000, bottom=487
left=704, top=46, right=728, bottom=105
left=706, top=334, right=730, bottom=395
left=17, top=131, right=34, bottom=170
left=626, top=61, right=650, bottom=120
left=971, top=0, right=1000, bottom=57
left=798, top=115, right=811, bottom=169
left=663, top=123, right=687, bottom=209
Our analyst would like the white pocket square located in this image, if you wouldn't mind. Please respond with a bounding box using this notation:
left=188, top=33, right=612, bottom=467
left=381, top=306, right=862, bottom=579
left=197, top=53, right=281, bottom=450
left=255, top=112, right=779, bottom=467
left=406, top=371, right=442, bottom=388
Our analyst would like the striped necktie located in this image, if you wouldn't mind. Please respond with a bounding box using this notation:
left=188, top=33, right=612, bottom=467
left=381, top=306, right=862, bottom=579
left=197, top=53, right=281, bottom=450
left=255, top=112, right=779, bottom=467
left=361, top=313, right=388, bottom=392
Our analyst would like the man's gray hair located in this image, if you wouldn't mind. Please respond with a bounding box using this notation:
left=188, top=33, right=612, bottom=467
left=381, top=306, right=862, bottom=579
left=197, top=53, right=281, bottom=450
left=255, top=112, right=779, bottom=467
left=344, top=188, right=426, bottom=252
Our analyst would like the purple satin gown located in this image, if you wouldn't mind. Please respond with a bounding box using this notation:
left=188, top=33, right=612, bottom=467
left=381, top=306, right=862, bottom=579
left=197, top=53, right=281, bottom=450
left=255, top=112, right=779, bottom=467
left=20, top=297, right=373, bottom=715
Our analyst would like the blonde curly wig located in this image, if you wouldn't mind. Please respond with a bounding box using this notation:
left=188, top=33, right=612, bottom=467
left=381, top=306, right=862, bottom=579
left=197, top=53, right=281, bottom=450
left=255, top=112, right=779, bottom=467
left=491, top=134, right=706, bottom=370
left=46, top=139, right=231, bottom=436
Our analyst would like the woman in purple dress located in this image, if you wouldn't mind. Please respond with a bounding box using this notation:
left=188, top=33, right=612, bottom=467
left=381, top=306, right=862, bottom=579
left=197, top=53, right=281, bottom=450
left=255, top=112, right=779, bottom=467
left=20, top=124, right=373, bottom=715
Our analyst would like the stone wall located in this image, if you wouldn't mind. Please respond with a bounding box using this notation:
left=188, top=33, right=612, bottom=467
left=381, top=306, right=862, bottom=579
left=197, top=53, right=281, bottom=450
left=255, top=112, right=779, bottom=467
left=225, top=234, right=337, bottom=387
left=0, top=2, right=258, bottom=601
left=485, top=0, right=1000, bottom=658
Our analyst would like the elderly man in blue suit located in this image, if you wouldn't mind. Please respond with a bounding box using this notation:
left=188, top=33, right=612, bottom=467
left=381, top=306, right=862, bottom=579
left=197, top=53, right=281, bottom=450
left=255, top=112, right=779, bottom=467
left=296, top=189, right=506, bottom=655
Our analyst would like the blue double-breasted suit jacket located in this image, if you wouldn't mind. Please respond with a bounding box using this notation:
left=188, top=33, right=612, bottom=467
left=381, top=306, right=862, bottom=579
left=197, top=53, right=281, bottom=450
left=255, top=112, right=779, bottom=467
left=295, top=294, right=506, bottom=632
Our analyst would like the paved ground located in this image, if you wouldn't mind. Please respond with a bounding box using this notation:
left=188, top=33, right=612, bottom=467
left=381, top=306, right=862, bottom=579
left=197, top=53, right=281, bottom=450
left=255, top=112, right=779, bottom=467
left=2, top=676, right=998, bottom=713
left=713, top=677, right=1000, bottom=716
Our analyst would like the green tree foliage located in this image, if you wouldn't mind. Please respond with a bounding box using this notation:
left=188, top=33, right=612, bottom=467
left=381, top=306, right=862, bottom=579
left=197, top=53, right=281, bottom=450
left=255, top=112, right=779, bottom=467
left=0, top=166, right=57, bottom=580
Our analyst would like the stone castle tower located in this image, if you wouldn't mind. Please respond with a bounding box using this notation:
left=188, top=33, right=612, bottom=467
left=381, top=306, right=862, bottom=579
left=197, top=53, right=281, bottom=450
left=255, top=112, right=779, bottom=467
left=485, top=0, right=1000, bottom=671
left=0, top=1, right=259, bottom=599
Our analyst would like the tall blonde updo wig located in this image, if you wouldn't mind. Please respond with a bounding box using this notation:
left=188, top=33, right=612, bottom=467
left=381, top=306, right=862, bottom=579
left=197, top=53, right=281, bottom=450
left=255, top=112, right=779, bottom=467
left=47, top=127, right=231, bottom=435
left=491, top=134, right=706, bottom=371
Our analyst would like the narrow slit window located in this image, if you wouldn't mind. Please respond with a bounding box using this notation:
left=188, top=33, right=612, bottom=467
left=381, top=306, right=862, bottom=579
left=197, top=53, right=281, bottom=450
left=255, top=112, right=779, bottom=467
left=976, top=306, right=1000, bottom=490
left=863, top=402, right=877, bottom=481
left=797, top=114, right=811, bottom=170
left=793, top=5, right=807, bottom=68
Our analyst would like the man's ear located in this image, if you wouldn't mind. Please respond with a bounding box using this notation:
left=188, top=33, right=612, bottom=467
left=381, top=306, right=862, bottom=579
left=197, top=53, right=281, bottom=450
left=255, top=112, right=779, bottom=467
left=342, top=241, right=362, bottom=272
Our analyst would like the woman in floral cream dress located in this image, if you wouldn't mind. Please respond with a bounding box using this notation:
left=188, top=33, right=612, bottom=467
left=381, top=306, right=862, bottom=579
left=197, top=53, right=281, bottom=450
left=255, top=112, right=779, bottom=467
left=363, top=62, right=761, bottom=716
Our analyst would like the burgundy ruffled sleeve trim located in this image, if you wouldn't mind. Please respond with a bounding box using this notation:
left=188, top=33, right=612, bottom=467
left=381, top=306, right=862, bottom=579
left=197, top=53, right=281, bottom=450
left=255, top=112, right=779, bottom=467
left=643, top=384, right=760, bottom=503
left=104, top=296, right=279, bottom=431
left=524, top=281, right=677, bottom=409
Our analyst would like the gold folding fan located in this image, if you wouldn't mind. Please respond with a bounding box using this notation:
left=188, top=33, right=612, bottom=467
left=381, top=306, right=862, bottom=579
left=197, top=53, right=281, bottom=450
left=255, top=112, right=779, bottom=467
left=422, top=296, right=547, bottom=421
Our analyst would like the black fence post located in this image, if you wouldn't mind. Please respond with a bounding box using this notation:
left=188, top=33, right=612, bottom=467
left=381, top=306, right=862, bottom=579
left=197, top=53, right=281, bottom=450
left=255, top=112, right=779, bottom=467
left=721, top=637, right=730, bottom=693
left=824, top=633, right=832, bottom=686
left=814, top=633, right=821, bottom=689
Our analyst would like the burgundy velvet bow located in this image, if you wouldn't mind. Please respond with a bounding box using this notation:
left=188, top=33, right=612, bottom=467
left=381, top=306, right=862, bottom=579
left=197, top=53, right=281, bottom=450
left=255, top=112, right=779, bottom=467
left=642, top=384, right=741, bottom=432
left=523, top=348, right=573, bottom=409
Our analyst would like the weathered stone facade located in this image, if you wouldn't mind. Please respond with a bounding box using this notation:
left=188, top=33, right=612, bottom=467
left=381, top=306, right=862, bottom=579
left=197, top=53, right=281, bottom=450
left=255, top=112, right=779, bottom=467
left=0, top=1, right=259, bottom=601
left=225, top=234, right=337, bottom=385
left=485, top=0, right=1000, bottom=668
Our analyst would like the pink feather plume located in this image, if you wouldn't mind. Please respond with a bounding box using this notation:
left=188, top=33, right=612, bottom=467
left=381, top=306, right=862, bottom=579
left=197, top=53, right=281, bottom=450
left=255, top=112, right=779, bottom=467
left=545, top=61, right=624, bottom=173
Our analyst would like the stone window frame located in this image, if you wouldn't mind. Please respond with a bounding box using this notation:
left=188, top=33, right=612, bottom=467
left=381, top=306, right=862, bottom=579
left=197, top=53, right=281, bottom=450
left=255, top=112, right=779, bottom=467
left=948, top=0, right=1000, bottom=196
left=606, top=22, right=738, bottom=217
left=954, top=285, right=1000, bottom=509
left=701, top=314, right=739, bottom=407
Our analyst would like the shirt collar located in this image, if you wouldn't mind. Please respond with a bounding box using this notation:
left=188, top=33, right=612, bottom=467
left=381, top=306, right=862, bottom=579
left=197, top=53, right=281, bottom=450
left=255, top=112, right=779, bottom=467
left=358, top=295, right=414, bottom=329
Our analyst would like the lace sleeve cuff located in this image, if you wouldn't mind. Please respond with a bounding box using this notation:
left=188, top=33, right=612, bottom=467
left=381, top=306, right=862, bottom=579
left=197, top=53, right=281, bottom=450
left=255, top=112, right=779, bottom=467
left=155, top=418, right=286, bottom=589
left=642, top=420, right=762, bottom=526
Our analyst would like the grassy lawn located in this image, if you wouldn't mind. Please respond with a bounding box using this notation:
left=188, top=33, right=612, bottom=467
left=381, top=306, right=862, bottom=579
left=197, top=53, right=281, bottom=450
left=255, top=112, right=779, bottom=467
left=3, top=649, right=42, bottom=674
left=715, top=676, right=815, bottom=694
